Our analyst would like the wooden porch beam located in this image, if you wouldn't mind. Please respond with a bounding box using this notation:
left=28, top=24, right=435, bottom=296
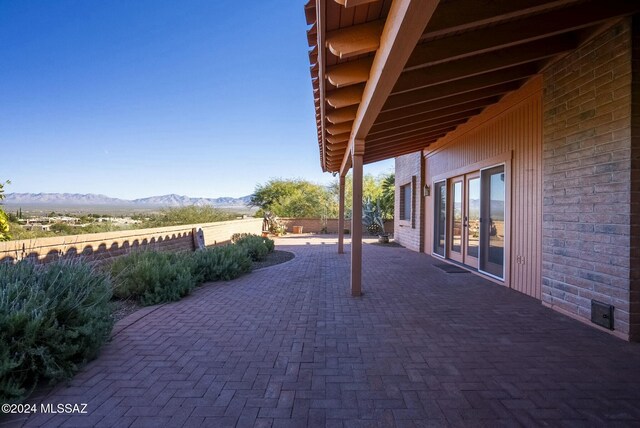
left=366, top=124, right=458, bottom=147
left=367, top=118, right=466, bottom=145
left=422, top=0, right=581, bottom=39
left=370, top=98, right=495, bottom=134
left=382, top=63, right=538, bottom=112
left=365, top=141, right=438, bottom=163
left=326, top=57, right=374, bottom=87
left=326, top=20, right=385, bottom=59
left=406, top=0, right=640, bottom=70
left=326, top=132, right=350, bottom=145
left=375, top=81, right=521, bottom=124
left=327, top=105, right=359, bottom=124
left=326, top=84, right=365, bottom=108
left=340, top=0, right=440, bottom=176
left=367, top=110, right=479, bottom=141
left=327, top=121, right=354, bottom=135
left=393, top=34, right=578, bottom=95
left=326, top=141, right=349, bottom=151
left=335, top=0, right=379, bottom=7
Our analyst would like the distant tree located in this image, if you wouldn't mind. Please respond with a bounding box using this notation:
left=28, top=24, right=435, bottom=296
left=329, top=172, right=394, bottom=219
left=251, top=179, right=336, bottom=218
left=0, top=180, right=11, bottom=241
left=379, top=173, right=395, bottom=220
left=143, top=206, right=236, bottom=228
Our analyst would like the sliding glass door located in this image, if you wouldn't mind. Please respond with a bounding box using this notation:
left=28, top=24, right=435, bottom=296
left=432, top=164, right=506, bottom=280
left=479, top=165, right=505, bottom=279
left=464, top=174, right=480, bottom=268
left=433, top=181, right=446, bottom=257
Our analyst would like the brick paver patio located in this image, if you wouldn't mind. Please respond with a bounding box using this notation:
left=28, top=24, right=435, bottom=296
left=5, top=235, right=640, bottom=427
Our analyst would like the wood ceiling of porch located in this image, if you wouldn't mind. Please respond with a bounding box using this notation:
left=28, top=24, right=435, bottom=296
left=307, top=0, right=640, bottom=172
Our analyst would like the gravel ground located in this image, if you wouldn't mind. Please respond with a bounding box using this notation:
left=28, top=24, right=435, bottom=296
left=109, top=250, right=296, bottom=323
left=252, top=250, right=295, bottom=270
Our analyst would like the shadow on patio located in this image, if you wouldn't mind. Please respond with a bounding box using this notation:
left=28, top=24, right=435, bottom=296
left=6, top=235, right=640, bottom=427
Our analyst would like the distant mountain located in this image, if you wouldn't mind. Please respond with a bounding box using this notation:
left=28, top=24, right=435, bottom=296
left=4, top=193, right=252, bottom=208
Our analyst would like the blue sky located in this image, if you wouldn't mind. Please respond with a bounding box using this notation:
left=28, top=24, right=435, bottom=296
left=0, top=0, right=393, bottom=199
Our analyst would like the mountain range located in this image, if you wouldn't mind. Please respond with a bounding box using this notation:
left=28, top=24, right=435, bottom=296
left=3, top=193, right=252, bottom=208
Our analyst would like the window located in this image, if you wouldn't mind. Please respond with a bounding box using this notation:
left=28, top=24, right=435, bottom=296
left=399, top=183, right=412, bottom=221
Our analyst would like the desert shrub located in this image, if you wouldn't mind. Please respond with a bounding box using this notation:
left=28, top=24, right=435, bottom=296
left=110, top=251, right=195, bottom=306
left=235, top=235, right=272, bottom=261
left=0, top=260, right=113, bottom=403
left=192, top=245, right=252, bottom=282
left=263, top=237, right=275, bottom=253
left=230, top=232, right=251, bottom=243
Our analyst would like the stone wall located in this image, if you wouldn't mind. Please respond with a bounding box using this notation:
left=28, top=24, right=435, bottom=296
left=542, top=19, right=637, bottom=340
left=0, top=218, right=263, bottom=265
left=278, top=218, right=394, bottom=235
left=394, top=152, right=423, bottom=251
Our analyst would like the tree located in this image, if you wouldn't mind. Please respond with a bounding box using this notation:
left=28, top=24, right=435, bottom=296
left=251, top=179, right=336, bottom=218
left=329, top=172, right=394, bottom=219
left=0, top=180, right=11, bottom=241
left=379, top=173, right=395, bottom=220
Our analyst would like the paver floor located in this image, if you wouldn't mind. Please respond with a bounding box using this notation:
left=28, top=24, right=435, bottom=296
left=6, top=235, right=640, bottom=427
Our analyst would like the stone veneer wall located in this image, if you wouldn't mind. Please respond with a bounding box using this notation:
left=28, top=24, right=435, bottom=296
left=394, top=152, right=423, bottom=252
left=542, top=18, right=637, bottom=340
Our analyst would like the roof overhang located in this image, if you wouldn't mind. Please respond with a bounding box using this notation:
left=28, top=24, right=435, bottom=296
left=306, top=0, right=640, bottom=174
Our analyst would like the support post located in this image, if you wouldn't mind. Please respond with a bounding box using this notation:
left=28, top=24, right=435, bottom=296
left=351, top=141, right=364, bottom=297
left=338, top=175, right=346, bottom=254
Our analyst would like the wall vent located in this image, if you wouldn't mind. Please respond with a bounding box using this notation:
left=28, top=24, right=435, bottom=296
left=591, top=300, right=614, bottom=330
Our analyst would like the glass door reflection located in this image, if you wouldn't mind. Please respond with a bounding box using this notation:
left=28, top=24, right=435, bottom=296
left=464, top=175, right=480, bottom=268
left=480, top=165, right=505, bottom=279
left=449, top=178, right=463, bottom=263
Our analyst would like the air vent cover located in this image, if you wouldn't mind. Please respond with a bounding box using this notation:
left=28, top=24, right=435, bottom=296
left=591, top=300, right=614, bottom=330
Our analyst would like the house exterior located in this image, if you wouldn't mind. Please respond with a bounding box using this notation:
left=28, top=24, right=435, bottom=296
left=393, top=20, right=639, bottom=341
left=305, top=0, right=639, bottom=341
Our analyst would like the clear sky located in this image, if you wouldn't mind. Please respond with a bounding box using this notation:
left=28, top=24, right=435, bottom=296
left=0, top=0, right=393, bottom=199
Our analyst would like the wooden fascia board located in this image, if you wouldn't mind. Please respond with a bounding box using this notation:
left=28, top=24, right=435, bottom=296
left=339, top=0, right=441, bottom=176
left=317, top=0, right=328, bottom=172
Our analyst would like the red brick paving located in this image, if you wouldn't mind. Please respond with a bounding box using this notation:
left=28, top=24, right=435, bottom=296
left=4, top=235, right=640, bottom=427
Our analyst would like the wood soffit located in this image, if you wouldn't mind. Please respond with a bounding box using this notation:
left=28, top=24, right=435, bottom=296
left=306, top=0, right=640, bottom=173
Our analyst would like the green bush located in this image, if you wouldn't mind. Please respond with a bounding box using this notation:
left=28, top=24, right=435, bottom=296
left=0, top=260, right=113, bottom=403
left=192, top=245, right=252, bottom=282
left=231, top=233, right=251, bottom=243
left=263, top=237, right=275, bottom=253
left=235, top=235, right=273, bottom=261
left=110, top=251, right=195, bottom=306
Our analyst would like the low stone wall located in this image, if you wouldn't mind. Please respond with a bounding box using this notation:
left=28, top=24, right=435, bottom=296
left=279, top=218, right=394, bottom=235
left=0, top=218, right=263, bottom=264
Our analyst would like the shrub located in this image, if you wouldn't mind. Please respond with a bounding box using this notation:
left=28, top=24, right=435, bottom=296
left=0, top=260, right=113, bottom=403
left=263, top=237, right=275, bottom=253
left=192, top=245, right=252, bottom=282
left=110, top=251, right=195, bottom=306
left=230, top=232, right=251, bottom=243
left=235, top=235, right=272, bottom=261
